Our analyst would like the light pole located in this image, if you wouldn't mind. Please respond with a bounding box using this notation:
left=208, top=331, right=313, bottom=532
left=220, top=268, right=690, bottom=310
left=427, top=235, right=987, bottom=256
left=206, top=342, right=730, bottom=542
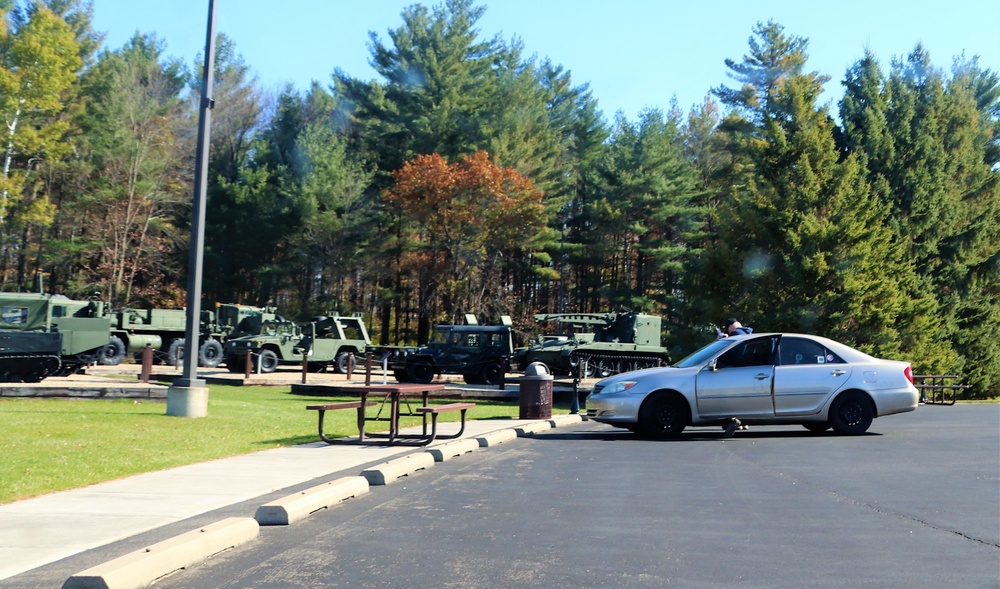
left=167, top=0, right=217, bottom=417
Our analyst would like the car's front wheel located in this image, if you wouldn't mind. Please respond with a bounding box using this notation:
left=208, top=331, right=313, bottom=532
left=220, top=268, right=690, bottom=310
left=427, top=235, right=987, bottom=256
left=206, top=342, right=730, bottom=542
left=829, top=391, right=873, bottom=435
left=638, top=393, right=687, bottom=438
left=408, top=359, right=435, bottom=384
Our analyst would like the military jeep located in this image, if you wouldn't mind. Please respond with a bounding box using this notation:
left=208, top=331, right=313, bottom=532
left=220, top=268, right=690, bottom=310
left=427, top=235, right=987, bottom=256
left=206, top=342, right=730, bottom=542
left=223, top=314, right=370, bottom=374
left=391, top=316, right=513, bottom=386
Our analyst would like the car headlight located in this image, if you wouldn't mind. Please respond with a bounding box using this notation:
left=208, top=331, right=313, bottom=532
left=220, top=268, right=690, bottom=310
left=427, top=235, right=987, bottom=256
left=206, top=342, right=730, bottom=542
left=601, top=381, right=638, bottom=394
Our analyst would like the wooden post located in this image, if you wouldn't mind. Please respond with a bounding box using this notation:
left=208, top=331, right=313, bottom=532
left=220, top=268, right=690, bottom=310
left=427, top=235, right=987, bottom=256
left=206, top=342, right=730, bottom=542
left=140, top=344, right=153, bottom=383
left=365, top=351, right=373, bottom=386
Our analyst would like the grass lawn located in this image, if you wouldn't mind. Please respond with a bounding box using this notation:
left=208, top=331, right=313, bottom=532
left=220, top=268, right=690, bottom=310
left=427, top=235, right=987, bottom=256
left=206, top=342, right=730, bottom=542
left=0, top=385, right=546, bottom=505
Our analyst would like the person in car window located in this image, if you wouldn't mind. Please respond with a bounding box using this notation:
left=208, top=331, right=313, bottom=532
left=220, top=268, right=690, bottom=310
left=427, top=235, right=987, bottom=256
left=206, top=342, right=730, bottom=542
left=718, top=318, right=753, bottom=338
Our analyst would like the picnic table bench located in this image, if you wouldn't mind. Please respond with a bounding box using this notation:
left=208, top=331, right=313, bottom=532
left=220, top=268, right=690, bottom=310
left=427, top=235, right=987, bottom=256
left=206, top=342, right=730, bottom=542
left=913, top=375, right=969, bottom=406
left=305, top=384, right=476, bottom=446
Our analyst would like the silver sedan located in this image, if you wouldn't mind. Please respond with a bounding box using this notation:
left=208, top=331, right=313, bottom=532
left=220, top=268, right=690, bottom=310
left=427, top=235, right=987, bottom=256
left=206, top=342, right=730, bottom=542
left=586, top=333, right=919, bottom=437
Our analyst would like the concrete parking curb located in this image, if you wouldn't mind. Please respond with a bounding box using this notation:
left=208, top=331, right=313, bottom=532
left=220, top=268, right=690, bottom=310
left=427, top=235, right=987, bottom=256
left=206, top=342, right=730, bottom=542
left=515, top=421, right=554, bottom=436
left=62, top=517, right=259, bottom=589
left=361, top=452, right=436, bottom=485
left=425, top=438, right=480, bottom=462
left=476, top=428, right=518, bottom=447
left=549, top=413, right=584, bottom=427
left=254, top=476, right=370, bottom=526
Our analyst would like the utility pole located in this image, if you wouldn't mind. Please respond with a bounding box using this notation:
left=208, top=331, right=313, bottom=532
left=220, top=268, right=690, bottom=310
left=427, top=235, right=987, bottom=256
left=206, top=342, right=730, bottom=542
left=167, top=0, right=217, bottom=417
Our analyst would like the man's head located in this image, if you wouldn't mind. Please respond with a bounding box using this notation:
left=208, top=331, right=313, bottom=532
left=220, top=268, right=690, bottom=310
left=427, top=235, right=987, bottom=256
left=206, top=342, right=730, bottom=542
left=725, top=318, right=742, bottom=334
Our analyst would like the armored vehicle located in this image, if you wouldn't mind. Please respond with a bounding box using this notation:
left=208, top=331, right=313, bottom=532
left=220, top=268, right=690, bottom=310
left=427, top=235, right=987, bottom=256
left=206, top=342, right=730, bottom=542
left=223, top=314, right=371, bottom=374
left=0, top=292, right=111, bottom=382
left=515, top=311, right=670, bottom=378
left=99, top=303, right=283, bottom=367
left=390, top=316, right=513, bottom=386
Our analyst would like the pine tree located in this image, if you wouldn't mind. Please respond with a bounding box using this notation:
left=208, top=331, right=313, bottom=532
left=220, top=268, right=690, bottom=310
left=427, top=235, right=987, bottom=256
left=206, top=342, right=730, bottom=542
left=708, top=22, right=945, bottom=364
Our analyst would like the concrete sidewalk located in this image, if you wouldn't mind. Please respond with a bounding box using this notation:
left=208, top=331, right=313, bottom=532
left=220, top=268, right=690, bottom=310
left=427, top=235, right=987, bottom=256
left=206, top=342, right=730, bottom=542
left=0, top=416, right=576, bottom=582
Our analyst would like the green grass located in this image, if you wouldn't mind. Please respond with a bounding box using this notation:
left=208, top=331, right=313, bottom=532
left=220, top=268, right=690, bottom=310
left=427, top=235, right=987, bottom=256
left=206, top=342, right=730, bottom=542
left=0, top=386, right=545, bottom=505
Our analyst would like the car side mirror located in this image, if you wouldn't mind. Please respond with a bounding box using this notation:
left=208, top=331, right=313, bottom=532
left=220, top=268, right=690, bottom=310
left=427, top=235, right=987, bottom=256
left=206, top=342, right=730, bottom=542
left=707, top=359, right=718, bottom=372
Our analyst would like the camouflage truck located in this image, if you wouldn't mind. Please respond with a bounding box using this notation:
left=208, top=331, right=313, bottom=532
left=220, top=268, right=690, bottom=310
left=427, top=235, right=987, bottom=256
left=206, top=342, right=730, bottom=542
left=390, top=316, right=513, bottom=386
left=223, top=314, right=371, bottom=374
left=0, top=292, right=111, bottom=382
left=514, top=311, right=671, bottom=378
left=99, top=303, right=283, bottom=368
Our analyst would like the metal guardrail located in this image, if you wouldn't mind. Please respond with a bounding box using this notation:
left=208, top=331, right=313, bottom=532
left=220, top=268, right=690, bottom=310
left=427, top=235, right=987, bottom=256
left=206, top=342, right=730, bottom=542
left=913, top=374, right=969, bottom=406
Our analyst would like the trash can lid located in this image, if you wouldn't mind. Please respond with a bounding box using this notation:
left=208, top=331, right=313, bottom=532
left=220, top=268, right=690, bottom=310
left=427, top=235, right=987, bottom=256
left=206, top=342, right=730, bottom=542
left=524, top=362, right=551, bottom=377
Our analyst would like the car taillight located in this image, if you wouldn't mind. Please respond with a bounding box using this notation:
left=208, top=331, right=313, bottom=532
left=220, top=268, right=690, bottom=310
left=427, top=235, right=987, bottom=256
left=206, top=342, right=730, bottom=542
left=904, top=365, right=914, bottom=384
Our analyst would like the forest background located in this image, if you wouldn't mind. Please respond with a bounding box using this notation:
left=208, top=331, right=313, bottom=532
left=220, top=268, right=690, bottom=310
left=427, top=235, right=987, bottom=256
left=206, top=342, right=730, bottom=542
left=0, top=0, right=997, bottom=396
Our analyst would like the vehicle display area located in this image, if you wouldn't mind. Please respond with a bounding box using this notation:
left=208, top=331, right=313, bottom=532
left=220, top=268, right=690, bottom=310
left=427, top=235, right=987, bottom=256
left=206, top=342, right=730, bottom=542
left=99, top=404, right=997, bottom=589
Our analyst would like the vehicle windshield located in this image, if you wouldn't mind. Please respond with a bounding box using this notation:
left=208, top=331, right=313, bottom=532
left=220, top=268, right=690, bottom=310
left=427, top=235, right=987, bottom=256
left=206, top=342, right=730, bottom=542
left=673, top=339, right=733, bottom=368
left=429, top=329, right=450, bottom=344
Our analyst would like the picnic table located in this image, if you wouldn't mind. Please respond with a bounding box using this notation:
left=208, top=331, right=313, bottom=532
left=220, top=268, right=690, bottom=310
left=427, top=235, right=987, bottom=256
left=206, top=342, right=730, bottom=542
left=306, top=383, right=475, bottom=446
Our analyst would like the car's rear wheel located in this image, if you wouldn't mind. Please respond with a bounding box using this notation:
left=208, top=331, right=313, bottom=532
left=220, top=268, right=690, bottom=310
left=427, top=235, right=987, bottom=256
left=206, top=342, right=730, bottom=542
left=829, top=391, right=873, bottom=435
left=638, top=393, right=687, bottom=438
left=335, top=352, right=355, bottom=374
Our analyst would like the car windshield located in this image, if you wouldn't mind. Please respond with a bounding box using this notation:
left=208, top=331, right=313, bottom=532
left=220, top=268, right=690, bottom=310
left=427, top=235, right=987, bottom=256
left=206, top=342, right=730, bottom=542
left=673, top=339, right=733, bottom=368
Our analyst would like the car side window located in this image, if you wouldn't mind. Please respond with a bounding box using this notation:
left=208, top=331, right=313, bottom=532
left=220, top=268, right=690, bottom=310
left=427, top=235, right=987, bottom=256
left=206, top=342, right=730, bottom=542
left=778, top=337, right=845, bottom=365
left=716, top=338, right=775, bottom=368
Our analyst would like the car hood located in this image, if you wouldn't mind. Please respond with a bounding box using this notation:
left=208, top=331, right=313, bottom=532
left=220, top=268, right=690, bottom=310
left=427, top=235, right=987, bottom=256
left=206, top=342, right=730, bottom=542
left=594, top=365, right=698, bottom=388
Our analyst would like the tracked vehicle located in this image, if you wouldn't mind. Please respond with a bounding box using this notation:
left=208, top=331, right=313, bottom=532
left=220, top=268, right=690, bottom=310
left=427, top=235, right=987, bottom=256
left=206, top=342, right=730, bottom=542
left=0, top=292, right=111, bottom=382
left=515, top=311, right=670, bottom=378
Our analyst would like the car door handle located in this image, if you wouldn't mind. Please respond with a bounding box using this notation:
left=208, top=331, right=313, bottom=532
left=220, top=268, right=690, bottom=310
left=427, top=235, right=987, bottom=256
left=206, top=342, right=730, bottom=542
left=755, top=373, right=770, bottom=380
left=831, top=369, right=847, bottom=376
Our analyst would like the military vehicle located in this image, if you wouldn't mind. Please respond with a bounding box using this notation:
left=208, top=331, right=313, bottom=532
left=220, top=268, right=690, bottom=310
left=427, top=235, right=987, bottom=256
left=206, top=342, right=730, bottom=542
left=390, top=316, right=513, bottom=386
left=514, top=311, right=670, bottom=378
left=99, top=303, right=283, bottom=368
left=222, top=313, right=371, bottom=374
left=0, top=292, right=111, bottom=382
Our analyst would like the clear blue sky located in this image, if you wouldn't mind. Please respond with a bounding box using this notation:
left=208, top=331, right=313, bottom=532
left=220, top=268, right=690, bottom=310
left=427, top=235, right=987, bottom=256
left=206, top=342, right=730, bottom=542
left=90, top=1, right=1000, bottom=122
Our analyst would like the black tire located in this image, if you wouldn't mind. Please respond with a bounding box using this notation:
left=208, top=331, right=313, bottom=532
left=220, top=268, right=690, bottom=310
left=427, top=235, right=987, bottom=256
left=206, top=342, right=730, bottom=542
left=408, top=359, right=435, bottom=384
left=393, top=369, right=410, bottom=383
left=463, top=372, right=482, bottom=385
left=167, top=338, right=185, bottom=367
left=255, top=349, right=279, bottom=373
left=335, top=352, right=355, bottom=374
left=829, top=391, right=874, bottom=435
left=638, top=393, right=688, bottom=438
left=595, top=359, right=614, bottom=378
left=100, top=335, right=127, bottom=366
left=198, top=339, right=224, bottom=368
left=802, top=422, right=830, bottom=433
left=479, top=361, right=504, bottom=386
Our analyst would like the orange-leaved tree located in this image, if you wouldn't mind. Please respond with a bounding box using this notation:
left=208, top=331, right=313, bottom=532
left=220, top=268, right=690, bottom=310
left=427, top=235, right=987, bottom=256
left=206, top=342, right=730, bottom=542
left=385, top=150, right=544, bottom=337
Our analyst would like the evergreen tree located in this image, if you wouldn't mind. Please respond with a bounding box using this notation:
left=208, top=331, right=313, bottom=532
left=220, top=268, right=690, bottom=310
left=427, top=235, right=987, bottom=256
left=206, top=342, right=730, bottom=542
left=707, top=22, right=946, bottom=365
left=840, top=47, right=1000, bottom=394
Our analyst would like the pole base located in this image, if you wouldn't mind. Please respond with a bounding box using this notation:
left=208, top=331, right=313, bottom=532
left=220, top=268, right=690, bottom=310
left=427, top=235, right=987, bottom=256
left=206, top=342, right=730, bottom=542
left=166, top=385, right=209, bottom=417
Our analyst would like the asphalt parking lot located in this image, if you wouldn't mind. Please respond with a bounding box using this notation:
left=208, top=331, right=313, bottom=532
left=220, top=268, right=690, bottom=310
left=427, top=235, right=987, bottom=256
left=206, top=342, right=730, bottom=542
left=10, top=404, right=1000, bottom=589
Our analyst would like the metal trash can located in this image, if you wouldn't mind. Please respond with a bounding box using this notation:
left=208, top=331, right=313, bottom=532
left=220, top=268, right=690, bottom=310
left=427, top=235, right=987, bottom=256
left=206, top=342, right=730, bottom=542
left=519, top=362, right=553, bottom=419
